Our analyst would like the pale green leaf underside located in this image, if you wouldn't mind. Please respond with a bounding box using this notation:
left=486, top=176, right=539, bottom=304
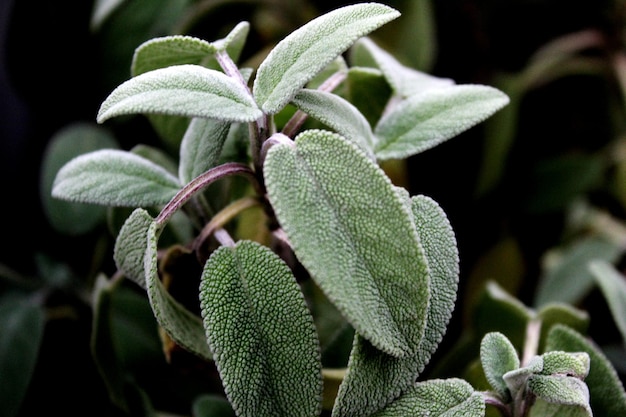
left=253, top=2, right=400, bottom=113
left=144, top=220, right=212, bottom=360
left=333, top=194, right=458, bottom=417
left=527, top=375, right=591, bottom=415
left=480, top=332, right=520, bottom=401
left=588, top=260, right=626, bottom=343
left=178, top=118, right=231, bottom=184
left=370, top=378, right=485, bottom=417
left=374, top=84, right=510, bottom=160
left=114, top=208, right=154, bottom=289
left=98, top=65, right=262, bottom=123
left=131, top=35, right=218, bottom=76
left=52, top=149, right=180, bottom=207
left=264, top=129, right=429, bottom=358
left=351, top=37, right=454, bottom=98
left=291, top=88, right=376, bottom=157
left=200, top=240, right=322, bottom=417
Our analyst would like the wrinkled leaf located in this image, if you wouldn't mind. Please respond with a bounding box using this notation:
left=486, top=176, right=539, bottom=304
left=98, top=65, right=262, bottom=123
left=200, top=240, right=322, bottom=417
left=527, top=374, right=591, bottom=416
left=480, top=332, right=519, bottom=401
left=52, top=149, right=180, bottom=207
left=114, top=208, right=154, bottom=288
left=179, top=118, right=231, bottom=184
left=131, top=35, right=218, bottom=76
left=291, top=88, right=376, bottom=156
left=264, top=130, right=429, bottom=357
left=0, top=296, right=45, bottom=417
left=539, top=351, right=590, bottom=378
left=545, top=324, right=626, bottom=416
left=588, top=260, right=626, bottom=343
left=370, top=378, right=484, bottom=417
left=374, top=84, right=509, bottom=160
left=253, top=2, right=400, bottom=113
left=350, top=37, right=453, bottom=98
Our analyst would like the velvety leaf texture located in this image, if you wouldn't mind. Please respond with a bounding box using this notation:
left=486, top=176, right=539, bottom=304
left=200, top=240, right=322, bottom=417
left=373, top=85, right=510, bottom=160
left=264, top=130, right=429, bottom=358
left=480, top=332, right=520, bottom=401
left=178, top=118, right=231, bottom=184
left=527, top=375, right=591, bottom=415
left=253, top=2, right=400, bottom=113
left=98, top=65, right=262, bottom=123
left=114, top=208, right=154, bottom=289
left=144, top=221, right=212, bottom=360
left=291, top=88, right=376, bottom=157
left=131, top=35, right=218, bottom=76
left=52, top=149, right=181, bottom=207
left=370, top=378, right=485, bottom=417
left=332, top=194, right=459, bottom=417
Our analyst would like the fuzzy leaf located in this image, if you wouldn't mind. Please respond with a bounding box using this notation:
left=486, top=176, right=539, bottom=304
left=374, top=85, right=509, bottom=160
left=253, top=3, right=400, bottom=113
left=179, top=118, right=231, bottom=184
left=350, top=37, right=453, bottom=98
left=200, top=240, right=322, bottom=417
left=291, top=88, right=376, bottom=157
left=588, top=260, right=626, bottom=343
left=98, top=64, right=262, bottom=123
left=545, top=324, right=626, bottom=416
left=527, top=375, right=591, bottom=416
left=265, top=130, right=429, bottom=357
left=480, top=332, right=520, bottom=401
left=131, top=35, right=218, bottom=76
left=331, top=194, right=459, bottom=417
left=144, top=218, right=212, bottom=360
left=539, top=351, right=590, bottom=378
left=114, top=208, right=154, bottom=289
left=370, top=378, right=484, bottom=417
left=52, top=149, right=180, bottom=207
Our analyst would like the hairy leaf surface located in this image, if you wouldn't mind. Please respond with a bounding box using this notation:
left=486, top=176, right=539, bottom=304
left=332, top=194, right=458, bottom=417
left=264, top=129, right=429, bottom=358
left=253, top=2, right=399, bottom=113
left=370, top=379, right=484, bottom=417
left=480, top=332, right=520, bottom=401
left=200, top=240, right=322, bottom=417
left=179, top=118, right=231, bottom=184
left=114, top=208, right=154, bottom=289
left=52, top=149, right=180, bottom=207
left=374, top=85, right=509, bottom=160
left=98, top=65, right=262, bottom=123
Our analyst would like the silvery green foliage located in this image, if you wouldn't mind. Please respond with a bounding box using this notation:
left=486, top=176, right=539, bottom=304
left=52, top=3, right=607, bottom=416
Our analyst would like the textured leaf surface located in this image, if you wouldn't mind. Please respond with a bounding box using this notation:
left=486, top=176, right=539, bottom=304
left=333, top=194, right=458, bottom=417
left=253, top=3, right=399, bottom=113
left=0, top=296, right=44, bottom=417
left=480, top=332, right=520, bottom=401
left=114, top=208, right=154, bottom=289
left=291, top=88, right=376, bottom=156
left=589, top=260, right=626, bottom=343
left=373, top=85, right=509, bottom=160
left=98, top=65, right=262, bottom=123
left=264, top=130, right=429, bottom=357
left=545, top=325, right=626, bottom=416
left=370, top=378, right=484, bottom=417
left=131, top=35, right=218, bottom=76
left=144, top=219, right=212, bottom=360
left=527, top=375, right=591, bottom=415
left=200, top=240, right=322, bottom=417
left=350, top=37, right=453, bottom=98
left=179, top=118, right=231, bottom=184
left=52, top=149, right=180, bottom=207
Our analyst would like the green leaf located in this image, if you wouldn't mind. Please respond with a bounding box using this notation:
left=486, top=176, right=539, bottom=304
left=200, top=240, right=322, bottom=417
left=98, top=64, right=262, bottom=123
left=588, top=260, right=626, bottom=343
left=52, top=149, right=180, bottom=207
left=143, top=215, right=212, bottom=360
left=527, top=374, right=591, bottom=416
left=264, top=130, right=429, bottom=357
left=539, top=351, right=590, bottom=378
left=253, top=2, right=400, bottom=113
left=536, top=303, right=589, bottom=354
left=0, top=295, right=45, bottom=417
left=178, top=118, right=231, bottom=184
left=350, top=37, right=453, bottom=98
left=373, top=85, right=510, bottom=160
left=545, top=325, right=626, bottom=416
left=114, top=208, right=154, bottom=289
left=192, top=394, right=236, bottom=417
left=131, top=35, right=218, bottom=76
left=333, top=194, right=459, bottom=417
left=370, top=378, right=485, bottom=417
left=291, top=88, right=376, bottom=156
left=40, top=123, right=118, bottom=235
left=480, top=332, right=520, bottom=401
left=534, top=237, right=623, bottom=307
left=345, top=67, right=392, bottom=127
